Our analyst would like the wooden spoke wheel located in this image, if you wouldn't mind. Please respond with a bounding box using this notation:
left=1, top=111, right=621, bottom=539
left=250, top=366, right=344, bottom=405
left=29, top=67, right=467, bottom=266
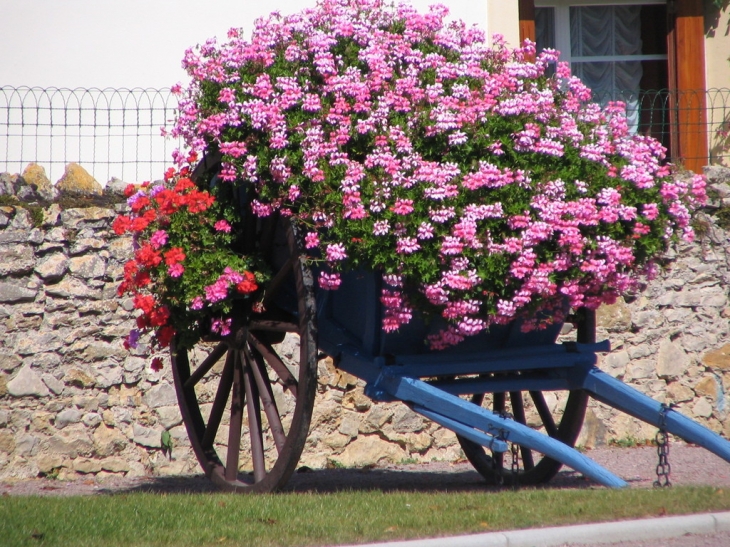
left=457, top=389, right=588, bottom=486
left=456, top=312, right=594, bottom=486
left=171, top=158, right=317, bottom=492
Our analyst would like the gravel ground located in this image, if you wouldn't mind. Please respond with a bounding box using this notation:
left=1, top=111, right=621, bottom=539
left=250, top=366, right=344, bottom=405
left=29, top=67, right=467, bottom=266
left=3, top=441, right=727, bottom=496
left=2, top=443, right=729, bottom=546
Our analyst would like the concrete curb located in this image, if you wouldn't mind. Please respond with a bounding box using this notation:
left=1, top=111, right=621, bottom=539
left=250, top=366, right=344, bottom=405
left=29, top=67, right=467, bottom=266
left=343, top=511, right=730, bottom=547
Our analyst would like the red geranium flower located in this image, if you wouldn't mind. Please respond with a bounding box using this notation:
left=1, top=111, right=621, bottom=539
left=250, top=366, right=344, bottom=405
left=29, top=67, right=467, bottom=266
left=112, top=215, right=132, bottom=235
left=236, top=271, right=258, bottom=294
left=164, top=247, right=186, bottom=266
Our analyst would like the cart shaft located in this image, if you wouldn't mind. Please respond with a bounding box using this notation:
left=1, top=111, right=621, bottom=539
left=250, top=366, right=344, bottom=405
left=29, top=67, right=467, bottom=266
left=578, top=366, right=730, bottom=463
left=367, top=371, right=628, bottom=488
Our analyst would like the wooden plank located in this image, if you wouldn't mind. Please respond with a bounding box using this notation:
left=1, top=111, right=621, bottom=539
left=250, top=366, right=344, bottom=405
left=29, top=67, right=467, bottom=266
left=377, top=372, right=628, bottom=488
left=672, top=0, right=708, bottom=172
left=519, top=0, right=536, bottom=52
left=583, top=367, right=730, bottom=464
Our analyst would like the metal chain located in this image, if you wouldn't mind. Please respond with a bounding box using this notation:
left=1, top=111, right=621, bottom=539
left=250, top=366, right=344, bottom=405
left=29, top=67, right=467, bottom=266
left=492, top=426, right=507, bottom=487
left=510, top=442, right=520, bottom=489
left=654, top=403, right=672, bottom=488
left=490, top=410, right=517, bottom=488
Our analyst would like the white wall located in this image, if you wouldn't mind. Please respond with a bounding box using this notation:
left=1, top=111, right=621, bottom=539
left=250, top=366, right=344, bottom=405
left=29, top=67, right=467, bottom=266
left=0, top=0, right=488, bottom=183
left=0, top=0, right=487, bottom=89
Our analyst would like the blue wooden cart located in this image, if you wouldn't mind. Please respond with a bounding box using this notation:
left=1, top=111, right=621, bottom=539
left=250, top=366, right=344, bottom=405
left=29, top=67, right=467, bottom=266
left=171, top=157, right=730, bottom=492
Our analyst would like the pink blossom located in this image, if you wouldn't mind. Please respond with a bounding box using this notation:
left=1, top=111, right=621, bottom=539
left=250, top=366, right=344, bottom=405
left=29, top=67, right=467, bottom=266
left=214, top=220, right=231, bottom=233
left=204, top=279, right=229, bottom=303
left=211, top=317, right=232, bottom=336
left=396, top=237, right=420, bottom=254
left=305, top=232, right=319, bottom=248
left=373, top=220, right=390, bottom=235
left=168, top=263, right=185, bottom=278
left=326, top=243, right=347, bottom=261
left=150, top=230, right=168, bottom=249
left=318, top=271, right=342, bottom=290
left=391, top=198, right=414, bottom=215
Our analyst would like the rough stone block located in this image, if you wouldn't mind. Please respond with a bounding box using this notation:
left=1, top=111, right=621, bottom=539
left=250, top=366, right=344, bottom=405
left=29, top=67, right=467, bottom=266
left=34, top=253, right=69, bottom=281
left=41, top=373, right=64, bottom=395
left=0, top=244, right=35, bottom=276
left=100, top=456, right=130, bottom=473
left=656, top=338, right=690, bottom=380
left=45, top=278, right=102, bottom=300
left=692, top=397, right=713, bottom=418
left=133, top=423, right=161, bottom=448
left=334, top=435, right=408, bottom=468
left=56, top=163, right=103, bottom=196
left=143, top=383, right=178, bottom=409
left=0, top=281, right=37, bottom=303
left=0, top=352, right=22, bottom=372
left=21, top=163, right=55, bottom=201
left=155, top=406, right=182, bottom=430
left=15, top=333, right=62, bottom=356
left=37, top=453, right=66, bottom=474
left=666, top=381, right=694, bottom=403
left=55, top=408, right=82, bottom=429
left=0, top=430, right=15, bottom=453
left=73, top=457, right=103, bottom=474
left=93, top=424, right=128, bottom=457
left=69, top=255, right=107, bottom=279
left=694, top=376, right=719, bottom=401
left=702, top=343, right=730, bottom=371
left=338, top=411, right=360, bottom=438
left=7, top=365, right=50, bottom=397
left=64, top=367, right=96, bottom=388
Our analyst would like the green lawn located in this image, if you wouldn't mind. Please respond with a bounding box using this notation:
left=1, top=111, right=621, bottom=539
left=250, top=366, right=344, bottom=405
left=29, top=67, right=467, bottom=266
left=1, top=487, right=729, bottom=547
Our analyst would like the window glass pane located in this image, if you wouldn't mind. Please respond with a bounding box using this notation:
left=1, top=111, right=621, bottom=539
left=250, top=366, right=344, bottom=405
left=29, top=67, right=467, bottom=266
left=570, top=5, right=642, bottom=57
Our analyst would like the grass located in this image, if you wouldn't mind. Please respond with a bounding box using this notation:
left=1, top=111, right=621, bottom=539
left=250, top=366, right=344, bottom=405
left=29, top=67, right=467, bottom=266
left=2, top=486, right=730, bottom=547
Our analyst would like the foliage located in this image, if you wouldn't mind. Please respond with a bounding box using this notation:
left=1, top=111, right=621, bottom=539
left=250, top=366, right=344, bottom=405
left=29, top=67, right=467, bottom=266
left=118, top=0, right=706, bottom=353
left=114, top=166, right=268, bottom=353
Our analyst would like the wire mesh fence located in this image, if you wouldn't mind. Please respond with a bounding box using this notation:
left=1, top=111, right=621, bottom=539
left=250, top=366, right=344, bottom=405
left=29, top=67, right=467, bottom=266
left=0, top=86, right=183, bottom=185
left=617, top=87, right=730, bottom=168
left=0, top=86, right=729, bottom=186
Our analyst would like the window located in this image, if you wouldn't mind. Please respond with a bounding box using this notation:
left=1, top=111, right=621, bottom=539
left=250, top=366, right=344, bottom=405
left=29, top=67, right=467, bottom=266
left=535, top=1, right=668, bottom=134
left=522, top=0, right=709, bottom=172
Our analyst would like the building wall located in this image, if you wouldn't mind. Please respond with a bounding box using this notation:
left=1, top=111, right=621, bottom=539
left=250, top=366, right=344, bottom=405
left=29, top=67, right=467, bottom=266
left=1, top=166, right=729, bottom=481
left=704, top=4, right=730, bottom=166
left=0, top=0, right=487, bottom=89
left=705, top=4, right=730, bottom=90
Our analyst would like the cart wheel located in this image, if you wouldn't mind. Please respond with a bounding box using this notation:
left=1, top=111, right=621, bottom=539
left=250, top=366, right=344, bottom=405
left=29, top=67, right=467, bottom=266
left=457, top=311, right=594, bottom=486
left=457, top=389, right=588, bottom=485
left=171, top=213, right=318, bottom=492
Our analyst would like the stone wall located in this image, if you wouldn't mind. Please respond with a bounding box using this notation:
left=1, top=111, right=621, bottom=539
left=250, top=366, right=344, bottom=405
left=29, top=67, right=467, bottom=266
left=0, top=163, right=729, bottom=481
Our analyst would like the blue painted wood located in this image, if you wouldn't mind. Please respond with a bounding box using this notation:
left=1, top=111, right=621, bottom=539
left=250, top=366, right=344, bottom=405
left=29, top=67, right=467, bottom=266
left=315, top=269, right=568, bottom=358
left=427, top=374, right=570, bottom=395
left=413, top=405, right=509, bottom=453
left=372, top=371, right=628, bottom=488
left=379, top=344, right=603, bottom=378
left=322, top=338, right=606, bottom=378
left=580, top=366, right=730, bottom=463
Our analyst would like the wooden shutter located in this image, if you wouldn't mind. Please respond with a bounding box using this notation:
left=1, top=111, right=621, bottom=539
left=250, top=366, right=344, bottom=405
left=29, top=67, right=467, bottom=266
left=668, top=0, right=708, bottom=172
left=519, top=0, right=537, bottom=45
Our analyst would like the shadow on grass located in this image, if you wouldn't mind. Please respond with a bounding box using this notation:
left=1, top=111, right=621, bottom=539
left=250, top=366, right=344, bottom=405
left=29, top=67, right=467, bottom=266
left=101, top=464, right=615, bottom=496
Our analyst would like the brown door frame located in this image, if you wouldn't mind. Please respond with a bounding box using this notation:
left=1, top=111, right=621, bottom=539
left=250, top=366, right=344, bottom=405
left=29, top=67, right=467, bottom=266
left=519, top=0, right=709, bottom=171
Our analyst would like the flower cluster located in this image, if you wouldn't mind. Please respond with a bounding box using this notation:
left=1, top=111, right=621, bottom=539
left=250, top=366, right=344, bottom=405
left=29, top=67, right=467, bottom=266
left=114, top=159, right=267, bottom=353
left=157, top=0, right=705, bottom=350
